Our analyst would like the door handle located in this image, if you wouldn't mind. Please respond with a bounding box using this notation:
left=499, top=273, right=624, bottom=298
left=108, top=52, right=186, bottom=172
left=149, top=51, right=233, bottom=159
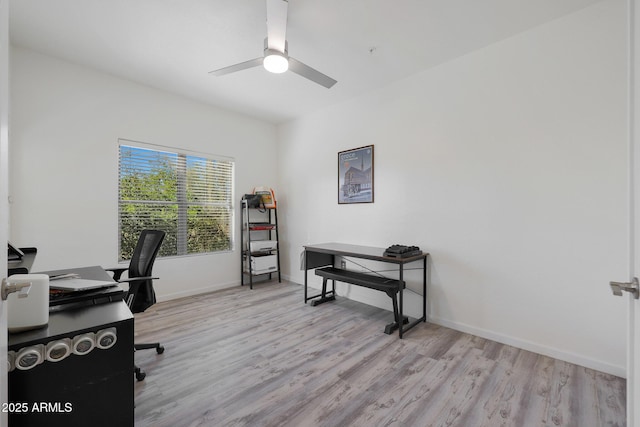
left=610, top=277, right=639, bottom=299
left=1, top=278, right=32, bottom=301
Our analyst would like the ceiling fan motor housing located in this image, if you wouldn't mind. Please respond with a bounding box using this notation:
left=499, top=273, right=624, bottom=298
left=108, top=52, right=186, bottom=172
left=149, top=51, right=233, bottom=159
left=263, top=38, right=289, bottom=73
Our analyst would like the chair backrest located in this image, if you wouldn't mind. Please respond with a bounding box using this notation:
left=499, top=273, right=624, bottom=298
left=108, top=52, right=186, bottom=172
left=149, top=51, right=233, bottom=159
left=126, top=229, right=165, bottom=313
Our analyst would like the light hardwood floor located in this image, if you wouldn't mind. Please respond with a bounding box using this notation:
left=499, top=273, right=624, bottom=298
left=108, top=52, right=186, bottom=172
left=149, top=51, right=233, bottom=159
left=133, top=281, right=625, bottom=427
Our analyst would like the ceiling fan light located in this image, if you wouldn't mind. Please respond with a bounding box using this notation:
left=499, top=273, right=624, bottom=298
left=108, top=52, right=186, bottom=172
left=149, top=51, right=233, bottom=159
left=263, top=53, right=289, bottom=73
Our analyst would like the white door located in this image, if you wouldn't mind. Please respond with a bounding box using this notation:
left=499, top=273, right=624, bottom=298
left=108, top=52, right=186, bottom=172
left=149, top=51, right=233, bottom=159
left=0, top=0, right=9, bottom=426
left=625, top=1, right=640, bottom=425
left=632, top=0, right=640, bottom=421
left=606, top=0, right=640, bottom=424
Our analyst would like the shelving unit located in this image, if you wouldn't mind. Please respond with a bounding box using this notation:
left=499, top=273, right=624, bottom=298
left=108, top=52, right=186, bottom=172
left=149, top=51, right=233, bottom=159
left=241, top=197, right=281, bottom=289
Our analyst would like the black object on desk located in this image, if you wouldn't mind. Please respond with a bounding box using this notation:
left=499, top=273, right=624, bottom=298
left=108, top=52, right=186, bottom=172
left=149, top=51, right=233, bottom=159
left=383, top=244, right=423, bottom=258
left=44, top=265, right=125, bottom=310
left=303, top=243, right=428, bottom=338
left=7, top=245, right=37, bottom=276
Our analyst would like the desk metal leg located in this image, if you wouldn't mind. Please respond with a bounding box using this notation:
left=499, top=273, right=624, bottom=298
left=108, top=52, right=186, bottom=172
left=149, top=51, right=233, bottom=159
left=399, top=264, right=404, bottom=338
left=304, top=253, right=308, bottom=303
left=394, top=257, right=428, bottom=338
left=423, top=256, right=427, bottom=322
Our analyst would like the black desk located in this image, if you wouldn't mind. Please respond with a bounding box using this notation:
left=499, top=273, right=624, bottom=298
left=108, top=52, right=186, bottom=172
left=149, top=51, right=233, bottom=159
left=8, top=266, right=134, bottom=427
left=303, top=243, right=428, bottom=338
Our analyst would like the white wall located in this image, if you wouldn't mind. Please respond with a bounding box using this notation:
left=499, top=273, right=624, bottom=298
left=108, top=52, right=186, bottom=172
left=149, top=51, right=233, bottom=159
left=277, top=0, right=629, bottom=376
left=9, top=47, right=278, bottom=300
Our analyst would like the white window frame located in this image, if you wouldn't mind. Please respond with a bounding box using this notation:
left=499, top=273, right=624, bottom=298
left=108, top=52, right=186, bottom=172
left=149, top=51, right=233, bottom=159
left=118, top=139, right=235, bottom=261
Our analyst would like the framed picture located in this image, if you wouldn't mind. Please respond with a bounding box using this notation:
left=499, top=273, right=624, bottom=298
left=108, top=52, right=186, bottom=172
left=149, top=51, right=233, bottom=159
left=338, top=145, right=374, bottom=204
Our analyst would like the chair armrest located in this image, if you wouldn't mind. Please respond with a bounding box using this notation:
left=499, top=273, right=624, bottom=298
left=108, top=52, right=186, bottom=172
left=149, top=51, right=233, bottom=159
left=116, top=276, right=159, bottom=283
left=105, top=267, right=128, bottom=281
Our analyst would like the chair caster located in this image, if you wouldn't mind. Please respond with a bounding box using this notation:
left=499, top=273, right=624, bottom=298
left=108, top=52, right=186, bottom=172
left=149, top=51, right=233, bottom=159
left=157, top=346, right=164, bottom=354
left=135, top=368, right=146, bottom=382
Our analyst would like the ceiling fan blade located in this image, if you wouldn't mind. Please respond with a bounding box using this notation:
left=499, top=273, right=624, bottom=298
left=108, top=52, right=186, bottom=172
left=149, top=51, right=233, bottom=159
left=266, top=0, right=288, bottom=52
left=288, top=57, right=337, bottom=89
left=209, top=57, right=263, bottom=76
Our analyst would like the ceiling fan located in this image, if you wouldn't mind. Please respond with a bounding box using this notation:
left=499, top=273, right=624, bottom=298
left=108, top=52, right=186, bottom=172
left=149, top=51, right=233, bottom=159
left=209, top=0, right=337, bottom=89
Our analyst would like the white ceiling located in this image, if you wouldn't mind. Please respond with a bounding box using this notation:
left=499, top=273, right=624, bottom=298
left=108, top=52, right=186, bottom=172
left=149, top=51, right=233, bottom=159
left=10, top=0, right=603, bottom=124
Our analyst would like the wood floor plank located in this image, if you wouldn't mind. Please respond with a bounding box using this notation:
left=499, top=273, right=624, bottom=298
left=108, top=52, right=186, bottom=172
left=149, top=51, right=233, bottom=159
left=133, top=281, right=626, bottom=427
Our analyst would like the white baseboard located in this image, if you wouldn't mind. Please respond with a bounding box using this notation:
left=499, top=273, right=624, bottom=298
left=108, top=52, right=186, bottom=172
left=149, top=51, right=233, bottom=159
left=157, top=276, right=626, bottom=378
left=425, top=315, right=625, bottom=378
left=155, top=280, right=240, bottom=302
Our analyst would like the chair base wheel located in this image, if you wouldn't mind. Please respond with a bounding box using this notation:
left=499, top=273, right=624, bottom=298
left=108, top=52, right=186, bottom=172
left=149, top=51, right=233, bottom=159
left=133, top=342, right=164, bottom=379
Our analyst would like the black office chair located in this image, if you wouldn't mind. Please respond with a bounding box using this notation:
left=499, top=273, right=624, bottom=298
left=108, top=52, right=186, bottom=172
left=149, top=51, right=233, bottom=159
left=107, top=229, right=166, bottom=381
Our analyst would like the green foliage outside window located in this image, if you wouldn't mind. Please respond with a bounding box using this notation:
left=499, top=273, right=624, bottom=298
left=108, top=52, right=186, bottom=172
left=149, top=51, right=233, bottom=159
left=118, top=143, right=234, bottom=261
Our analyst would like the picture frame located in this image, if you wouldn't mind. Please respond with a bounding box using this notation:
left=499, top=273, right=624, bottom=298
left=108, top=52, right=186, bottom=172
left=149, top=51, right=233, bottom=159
left=338, top=145, right=374, bottom=204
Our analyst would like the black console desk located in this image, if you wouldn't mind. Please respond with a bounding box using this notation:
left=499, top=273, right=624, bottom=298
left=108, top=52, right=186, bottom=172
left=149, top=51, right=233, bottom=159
left=7, top=266, right=134, bottom=427
left=303, top=243, right=428, bottom=338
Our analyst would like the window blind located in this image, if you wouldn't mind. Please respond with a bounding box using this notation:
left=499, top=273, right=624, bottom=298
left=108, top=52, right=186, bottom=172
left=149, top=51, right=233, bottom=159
left=118, top=141, right=234, bottom=261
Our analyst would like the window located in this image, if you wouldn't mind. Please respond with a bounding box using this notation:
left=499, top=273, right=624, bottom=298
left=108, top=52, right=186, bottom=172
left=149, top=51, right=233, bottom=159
left=118, top=140, right=234, bottom=261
